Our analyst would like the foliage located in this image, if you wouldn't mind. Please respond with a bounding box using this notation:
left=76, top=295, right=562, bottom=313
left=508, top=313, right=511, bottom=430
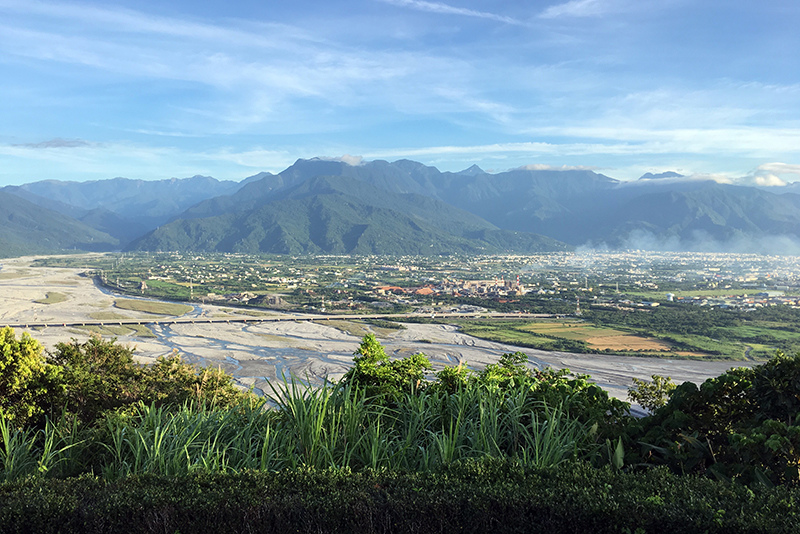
left=432, top=363, right=471, bottom=394
left=631, top=351, right=800, bottom=486
left=49, top=336, right=144, bottom=423
left=8, top=327, right=800, bottom=505
left=48, top=336, right=251, bottom=425
left=628, top=374, right=677, bottom=412
left=141, top=353, right=251, bottom=409
left=2, top=462, right=799, bottom=533
left=0, top=413, right=83, bottom=482
left=476, top=351, right=532, bottom=388
left=341, top=334, right=432, bottom=401
left=529, top=368, right=631, bottom=435
left=0, top=327, right=62, bottom=427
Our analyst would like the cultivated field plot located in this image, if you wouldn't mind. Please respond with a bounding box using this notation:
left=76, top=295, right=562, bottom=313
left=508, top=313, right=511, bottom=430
left=520, top=321, right=673, bottom=352
left=113, top=299, right=193, bottom=316
left=457, top=319, right=681, bottom=355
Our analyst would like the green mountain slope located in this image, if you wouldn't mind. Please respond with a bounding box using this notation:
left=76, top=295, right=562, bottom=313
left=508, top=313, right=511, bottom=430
left=0, top=191, right=118, bottom=257
left=8, top=157, right=800, bottom=255
left=2, top=175, right=249, bottom=245
left=128, top=176, right=568, bottom=254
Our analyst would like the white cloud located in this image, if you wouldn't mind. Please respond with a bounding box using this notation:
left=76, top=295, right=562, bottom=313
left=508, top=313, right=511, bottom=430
left=12, top=138, right=92, bottom=148
left=616, top=163, right=800, bottom=188
left=516, top=163, right=599, bottom=171
left=366, top=129, right=800, bottom=162
left=528, top=125, right=800, bottom=158
left=337, top=155, right=365, bottom=166
left=0, top=1, right=498, bottom=135
left=750, top=174, right=788, bottom=187
left=379, top=0, right=525, bottom=25
left=754, top=162, right=800, bottom=177
left=738, top=162, right=800, bottom=187
left=540, top=0, right=610, bottom=19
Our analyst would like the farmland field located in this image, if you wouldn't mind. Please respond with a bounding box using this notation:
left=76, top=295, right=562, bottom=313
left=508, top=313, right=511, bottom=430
left=519, top=321, right=671, bottom=351
left=113, top=299, right=193, bottom=316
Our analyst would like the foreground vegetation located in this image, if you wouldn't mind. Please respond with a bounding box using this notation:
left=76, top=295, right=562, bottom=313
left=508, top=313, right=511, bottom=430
left=2, top=327, right=800, bottom=531
left=3, top=463, right=798, bottom=534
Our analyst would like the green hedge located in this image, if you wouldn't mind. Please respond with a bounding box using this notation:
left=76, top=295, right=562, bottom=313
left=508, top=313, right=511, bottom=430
left=2, top=461, right=798, bottom=533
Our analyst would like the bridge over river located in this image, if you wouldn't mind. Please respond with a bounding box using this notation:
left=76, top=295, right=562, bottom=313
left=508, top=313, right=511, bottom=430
left=1, top=312, right=555, bottom=330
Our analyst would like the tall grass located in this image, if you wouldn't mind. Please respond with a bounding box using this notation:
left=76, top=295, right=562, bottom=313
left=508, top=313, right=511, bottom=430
left=0, top=378, right=598, bottom=482
left=0, top=413, right=84, bottom=482
left=100, top=402, right=278, bottom=479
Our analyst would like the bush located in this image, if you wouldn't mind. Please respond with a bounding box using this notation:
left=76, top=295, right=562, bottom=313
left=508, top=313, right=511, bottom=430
left=48, top=337, right=252, bottom=425
left=631, top=351, right=800, bottom=486
left=628, top=374, right=677, bottom=412
left=1, top=462, right=798, bottom=533
left=341, top=334, right=431, bottom=402
left=0, top=327, right=62, bottom=427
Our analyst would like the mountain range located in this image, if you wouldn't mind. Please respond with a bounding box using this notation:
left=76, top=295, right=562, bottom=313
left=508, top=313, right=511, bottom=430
left=2, top=158, right=800, bottom=257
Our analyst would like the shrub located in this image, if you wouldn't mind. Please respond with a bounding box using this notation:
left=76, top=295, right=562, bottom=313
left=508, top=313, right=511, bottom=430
left=0, top=327, right=62, bottom=427
left=628, top=374, right=677, bottom=412
left=341, top=334, right=431, bottom=402
left=1, top=462, right=798, bottom=533
left=631, top=351, right=800, bottom=486
left=48, top=336, right=253, bottom=425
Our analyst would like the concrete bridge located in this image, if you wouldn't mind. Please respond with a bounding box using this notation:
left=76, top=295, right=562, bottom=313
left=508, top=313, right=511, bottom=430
left=1, top=312, right=555, bottom=330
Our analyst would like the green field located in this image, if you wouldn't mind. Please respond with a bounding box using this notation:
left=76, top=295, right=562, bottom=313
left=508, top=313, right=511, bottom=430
left=457, top=320, right=590, bottom=353
left=625, top=288, right=797, bottom=301
left=128, top=324, right=156, bottom=338
left=455, top=317, right=780, bottom=360
left=34, top=292, right=68, bottom=304
left=114, top=299, right=192, bottom=316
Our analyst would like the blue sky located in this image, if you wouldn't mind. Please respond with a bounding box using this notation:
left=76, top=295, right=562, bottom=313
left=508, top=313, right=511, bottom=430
left=1, top=0, right=799, bottom=186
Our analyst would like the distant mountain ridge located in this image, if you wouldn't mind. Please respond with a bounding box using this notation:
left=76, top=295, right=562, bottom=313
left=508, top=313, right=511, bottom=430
left=0, top=190, right=117, bottom=258
left=2, top=175, right=244, bottom=243
left=128, top=174, right=568, bottom=254
left=3, top=158, right=800, bottom=256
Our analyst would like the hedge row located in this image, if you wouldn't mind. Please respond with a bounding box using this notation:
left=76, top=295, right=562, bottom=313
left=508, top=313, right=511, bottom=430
left=1, top=461, right=798, bottom=533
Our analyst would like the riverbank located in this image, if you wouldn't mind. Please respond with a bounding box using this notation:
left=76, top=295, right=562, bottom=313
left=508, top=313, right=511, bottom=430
left=0, top=256, right=747, bottom=399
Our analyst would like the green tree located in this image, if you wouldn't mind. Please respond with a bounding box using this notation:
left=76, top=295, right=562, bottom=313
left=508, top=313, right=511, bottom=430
left=48, top=335, right=145, bottom=423
left=142, top=351, right=251, bottom=408
left=628, top=374, right=676, bottom=413
left=632, top=351, right=800, bottom=485
left=341, top=334, right=431, bottom=402
left=0, top=327, right=61, bottom=427
left=476, top=351, right=532, bottom=388
left=49, top=336, right=251, bottom=424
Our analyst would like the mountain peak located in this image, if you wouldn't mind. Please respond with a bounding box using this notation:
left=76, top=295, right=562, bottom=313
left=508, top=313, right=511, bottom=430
left=459, top=164, right=485, bottom=176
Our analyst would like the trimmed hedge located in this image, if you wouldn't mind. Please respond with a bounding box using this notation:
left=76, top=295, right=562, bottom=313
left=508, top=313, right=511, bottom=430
left=1, top=461, right=798, bottom=533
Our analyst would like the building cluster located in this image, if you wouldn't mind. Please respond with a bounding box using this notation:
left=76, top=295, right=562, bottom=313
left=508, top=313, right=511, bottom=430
left=105, top=251, right=800, bottom=312
left=372, top=277, right=526, bottom=299
left=673, top=292, right=800, bottom=309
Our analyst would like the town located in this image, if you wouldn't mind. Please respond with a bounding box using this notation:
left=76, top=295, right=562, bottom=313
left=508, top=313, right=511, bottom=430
left=37, top=250, right=800, bottom=312
left=34, top=251, right=800, bottom=361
